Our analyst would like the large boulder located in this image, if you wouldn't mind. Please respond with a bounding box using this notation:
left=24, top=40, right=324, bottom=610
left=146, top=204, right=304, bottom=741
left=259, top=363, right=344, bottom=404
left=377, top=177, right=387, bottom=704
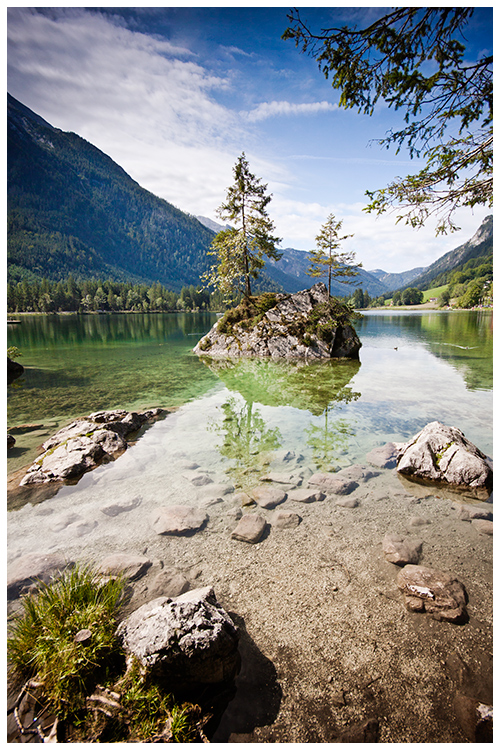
left=19, top=409, right=165, bottom=486
left=193, top=283, right=361, bottom=360
left=116, top=587, right=240, bottom=687
left=396, top=422, right=492, bottom=496
left=396, top=565, right=468, bottom=623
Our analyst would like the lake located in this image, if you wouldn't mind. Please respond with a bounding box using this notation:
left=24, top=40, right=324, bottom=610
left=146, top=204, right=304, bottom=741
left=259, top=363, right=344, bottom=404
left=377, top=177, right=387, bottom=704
left=7, top=309, right=493, bottom=476
left=7, top=310, right=493, bottom=742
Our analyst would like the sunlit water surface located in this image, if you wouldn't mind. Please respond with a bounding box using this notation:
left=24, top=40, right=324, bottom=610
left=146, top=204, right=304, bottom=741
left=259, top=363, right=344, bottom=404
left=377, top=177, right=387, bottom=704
left=8, top=309, right=492, bottom=565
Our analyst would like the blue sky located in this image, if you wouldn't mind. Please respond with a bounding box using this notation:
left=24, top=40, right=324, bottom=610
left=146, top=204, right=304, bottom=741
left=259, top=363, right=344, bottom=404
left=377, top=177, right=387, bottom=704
left=7, top=4, right=493, bottom=272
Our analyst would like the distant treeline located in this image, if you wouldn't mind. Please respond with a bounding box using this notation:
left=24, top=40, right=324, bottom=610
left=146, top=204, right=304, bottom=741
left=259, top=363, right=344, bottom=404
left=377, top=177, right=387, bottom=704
left=7, top=276, right=227, bottom=313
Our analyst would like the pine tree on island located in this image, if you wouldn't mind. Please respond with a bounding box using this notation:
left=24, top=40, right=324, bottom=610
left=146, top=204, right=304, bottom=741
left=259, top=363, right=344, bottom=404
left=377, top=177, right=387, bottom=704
left=307, top=213, right=361, bottom=296
left=202, top=152, right=282, bottom=302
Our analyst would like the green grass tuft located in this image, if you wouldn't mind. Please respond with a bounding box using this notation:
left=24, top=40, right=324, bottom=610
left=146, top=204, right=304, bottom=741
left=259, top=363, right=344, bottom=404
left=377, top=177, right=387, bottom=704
left=7, top=565, right=125, bottom=719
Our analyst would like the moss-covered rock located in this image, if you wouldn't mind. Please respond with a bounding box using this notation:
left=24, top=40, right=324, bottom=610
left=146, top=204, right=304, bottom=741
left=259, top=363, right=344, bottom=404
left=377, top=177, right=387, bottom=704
left=194, top=283, right=361, bottom=360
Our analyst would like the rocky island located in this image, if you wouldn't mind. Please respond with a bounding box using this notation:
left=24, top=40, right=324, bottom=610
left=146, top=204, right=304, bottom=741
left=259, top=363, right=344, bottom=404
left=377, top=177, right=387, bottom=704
left=193, top=282, right=361, bottom=359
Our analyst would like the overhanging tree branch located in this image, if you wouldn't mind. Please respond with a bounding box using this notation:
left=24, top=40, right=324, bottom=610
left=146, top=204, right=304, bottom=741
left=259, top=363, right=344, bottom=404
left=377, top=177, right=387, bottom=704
left=283, top=7, right=492, bottom=233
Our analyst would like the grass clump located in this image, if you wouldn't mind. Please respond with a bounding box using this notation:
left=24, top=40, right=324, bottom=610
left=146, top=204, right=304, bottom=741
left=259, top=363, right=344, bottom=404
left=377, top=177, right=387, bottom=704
left=217, top=293, right=279, bottom=335
left=8, top=565, right=125, bottom=720
left=8, top=565, right=211, bottom=742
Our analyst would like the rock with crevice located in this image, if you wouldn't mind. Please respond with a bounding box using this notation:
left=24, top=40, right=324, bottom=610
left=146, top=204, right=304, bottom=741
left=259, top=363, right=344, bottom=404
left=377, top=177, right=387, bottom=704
left=193, top=283, right=361, bottom=360
left=117, top=586, right=240, bottom=687
left=396, top=564, right=468, bottom=623
left=395, top=421, right=492, bottom=495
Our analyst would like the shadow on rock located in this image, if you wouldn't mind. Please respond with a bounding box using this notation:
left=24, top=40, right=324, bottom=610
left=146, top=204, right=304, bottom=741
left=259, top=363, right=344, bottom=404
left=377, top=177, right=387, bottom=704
left=207, top=612, right=282, bottom=741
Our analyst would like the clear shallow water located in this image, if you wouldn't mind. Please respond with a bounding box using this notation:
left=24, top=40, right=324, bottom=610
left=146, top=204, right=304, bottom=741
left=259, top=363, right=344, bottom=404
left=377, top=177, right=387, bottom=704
left=8, top=309, right=492, bottom=542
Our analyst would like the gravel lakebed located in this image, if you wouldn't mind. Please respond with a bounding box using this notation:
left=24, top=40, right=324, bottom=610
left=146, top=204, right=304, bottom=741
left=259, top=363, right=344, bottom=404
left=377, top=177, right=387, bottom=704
left=7, top=406, right=493, bottom=743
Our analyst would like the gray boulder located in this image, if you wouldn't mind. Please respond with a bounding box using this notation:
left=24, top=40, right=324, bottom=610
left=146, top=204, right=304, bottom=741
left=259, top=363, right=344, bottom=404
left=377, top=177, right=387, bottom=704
left=396, top=422, right=492, bottom=494
left=396, top=564, right=468, bottom=623
left=116, top=586, right=240, bottom=687
left=193, top=283, right=361, bottom=360
left=19, top=409, right=165, bottom=486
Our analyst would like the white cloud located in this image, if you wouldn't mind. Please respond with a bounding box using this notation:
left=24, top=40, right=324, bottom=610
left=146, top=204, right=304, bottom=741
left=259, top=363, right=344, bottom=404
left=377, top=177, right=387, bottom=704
left=246, top=100, right=338, bottom=122
left=7, top=7, right=492, bottom=275
left=7, top=7, right=242, bottom=211
left=270, top=197, right=491, bottom=273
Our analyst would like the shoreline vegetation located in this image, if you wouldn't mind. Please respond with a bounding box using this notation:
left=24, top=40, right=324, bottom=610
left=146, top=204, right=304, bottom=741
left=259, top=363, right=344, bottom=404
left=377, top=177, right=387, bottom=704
left=7, top=300, right=493, bottom=319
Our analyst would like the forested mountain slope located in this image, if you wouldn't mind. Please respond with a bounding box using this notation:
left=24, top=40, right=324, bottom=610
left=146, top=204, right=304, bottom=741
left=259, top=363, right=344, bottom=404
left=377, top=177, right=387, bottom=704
left=7, top=94, right=215, bottom=290
left=409, top=215, right=492, bottom=290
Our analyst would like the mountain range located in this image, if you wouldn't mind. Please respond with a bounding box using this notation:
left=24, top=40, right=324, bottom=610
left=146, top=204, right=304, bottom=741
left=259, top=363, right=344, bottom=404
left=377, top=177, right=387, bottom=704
left=7, top=93, right=492, bottom=297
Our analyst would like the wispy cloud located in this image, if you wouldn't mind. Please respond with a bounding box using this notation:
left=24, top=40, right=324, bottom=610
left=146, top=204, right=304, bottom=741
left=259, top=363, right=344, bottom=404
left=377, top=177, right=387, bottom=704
left=7, top=7, right=242, bottom=212
left=245, top=100, right=338, bottom=122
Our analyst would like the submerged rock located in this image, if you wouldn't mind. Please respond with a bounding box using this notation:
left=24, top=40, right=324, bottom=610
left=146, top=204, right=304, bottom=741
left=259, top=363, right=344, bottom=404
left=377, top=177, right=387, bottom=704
left=396, top=564, right=468, bottom=623
left=193, top=283, right=361, bottom=360
left=308, top=472, right=358, bottom=495
left=19, top=408, right=166, bottom=486
left=396, top=421, right=492, bottom=496
left=382, top=533, right=422, bottom=566
left=150, top=505, right=208, bottom=536
left=117, top=586, right=240, bottom=687
left=7, top=552, right=74, bottom=600
left=366, top=442, right=399, bottom=469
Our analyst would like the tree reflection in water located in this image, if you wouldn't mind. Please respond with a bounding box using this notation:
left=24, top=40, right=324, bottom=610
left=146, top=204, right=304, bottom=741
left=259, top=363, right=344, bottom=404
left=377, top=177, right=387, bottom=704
left=204, top=357, right=362, bottom=485
left=210, top=397, right=282, bottom=489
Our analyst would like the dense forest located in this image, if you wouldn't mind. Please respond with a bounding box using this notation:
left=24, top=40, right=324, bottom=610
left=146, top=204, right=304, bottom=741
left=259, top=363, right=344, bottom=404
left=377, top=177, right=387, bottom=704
left=7, top=277, right=220, bottom=314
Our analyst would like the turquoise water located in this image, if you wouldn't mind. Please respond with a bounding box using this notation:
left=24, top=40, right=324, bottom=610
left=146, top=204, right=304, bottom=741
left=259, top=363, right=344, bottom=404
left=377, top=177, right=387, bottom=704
left=7, top=310, right=493, bottom=479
